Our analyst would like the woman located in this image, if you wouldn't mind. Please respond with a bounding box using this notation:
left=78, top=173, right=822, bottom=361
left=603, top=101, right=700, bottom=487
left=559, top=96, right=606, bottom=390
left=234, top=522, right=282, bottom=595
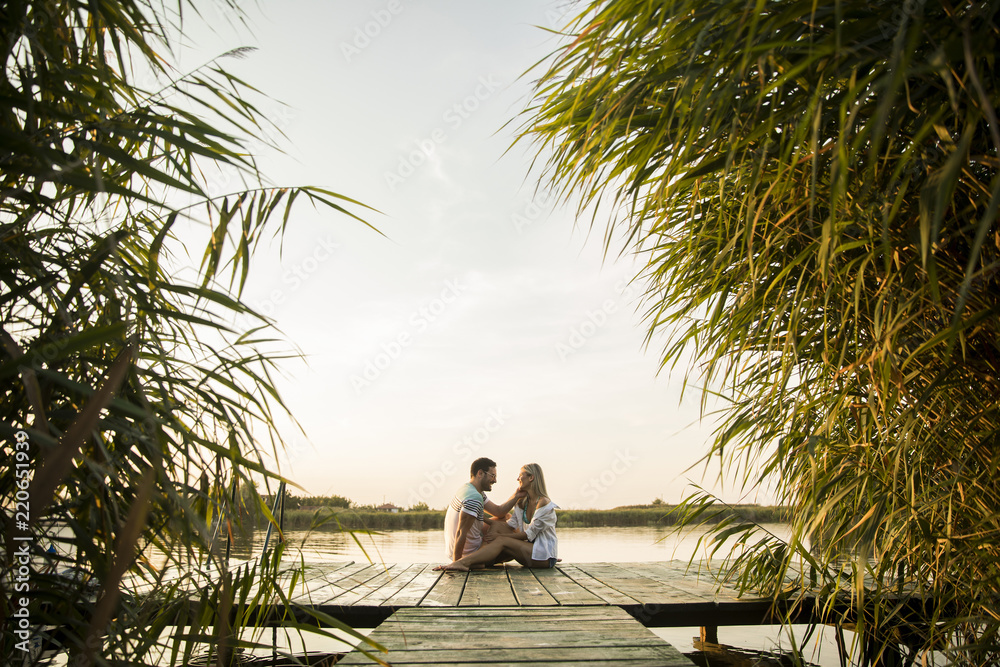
left=434, top=463, right=558, bottom=571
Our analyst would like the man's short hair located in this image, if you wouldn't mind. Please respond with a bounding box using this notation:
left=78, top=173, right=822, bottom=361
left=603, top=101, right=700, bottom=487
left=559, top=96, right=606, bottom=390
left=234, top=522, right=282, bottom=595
left=470, top=457, right=496, bottom=478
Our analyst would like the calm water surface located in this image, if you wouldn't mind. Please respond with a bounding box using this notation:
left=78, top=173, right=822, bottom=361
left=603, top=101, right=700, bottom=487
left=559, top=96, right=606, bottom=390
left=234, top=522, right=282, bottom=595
left=262, top=524, right=793, bottom=564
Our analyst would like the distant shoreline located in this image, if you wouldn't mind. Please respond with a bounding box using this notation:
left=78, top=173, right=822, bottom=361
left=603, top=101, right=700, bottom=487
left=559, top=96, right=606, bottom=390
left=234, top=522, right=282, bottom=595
left=264, top=504, right=789, bottom=532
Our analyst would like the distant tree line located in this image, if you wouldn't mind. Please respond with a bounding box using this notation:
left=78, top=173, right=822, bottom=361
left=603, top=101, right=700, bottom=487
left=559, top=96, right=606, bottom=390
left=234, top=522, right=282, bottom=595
left=283, top=494, right=352, bottom=510
left=260, top=502, right=788, bottom=531
left=260, top=494, right=429, bottom=511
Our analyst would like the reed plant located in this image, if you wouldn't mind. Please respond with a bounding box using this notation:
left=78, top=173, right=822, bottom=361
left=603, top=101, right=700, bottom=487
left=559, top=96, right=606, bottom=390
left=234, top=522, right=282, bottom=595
left=521, top=0, right=1000, bottom=663
left=278, top=510, right=445, bottom=532
left=0, top=2, right=380, bottom=665
left=559, top=505, right=788, bottom=528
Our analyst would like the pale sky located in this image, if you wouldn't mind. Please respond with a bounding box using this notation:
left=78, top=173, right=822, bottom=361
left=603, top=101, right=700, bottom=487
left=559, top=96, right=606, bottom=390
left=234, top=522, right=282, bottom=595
left=170, top=0, right=761, bottom=510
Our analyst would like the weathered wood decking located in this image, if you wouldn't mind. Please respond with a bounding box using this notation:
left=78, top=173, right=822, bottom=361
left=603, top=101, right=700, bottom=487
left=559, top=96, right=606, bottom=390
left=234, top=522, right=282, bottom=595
left=127, top=559, right=819, bottom=664
left=283, top=560, right=792, bottom=629
left=123, top=557, right=927, bottom=664
left=337, top=606, right=696, bottom=666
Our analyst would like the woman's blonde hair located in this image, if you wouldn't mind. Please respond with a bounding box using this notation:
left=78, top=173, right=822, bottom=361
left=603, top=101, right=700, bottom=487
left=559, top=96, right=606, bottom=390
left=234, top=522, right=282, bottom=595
left=520, top=463, right=550, bottom=503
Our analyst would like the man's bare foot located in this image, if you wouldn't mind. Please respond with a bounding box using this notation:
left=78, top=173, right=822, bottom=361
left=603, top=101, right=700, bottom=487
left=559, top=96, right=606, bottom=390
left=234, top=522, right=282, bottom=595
left=433, top=562, right=470, bottom=572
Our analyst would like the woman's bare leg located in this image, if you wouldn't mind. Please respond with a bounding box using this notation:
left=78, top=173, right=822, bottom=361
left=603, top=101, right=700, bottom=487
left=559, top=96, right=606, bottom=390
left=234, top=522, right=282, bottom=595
left=489, top=542, right=552, bottom=569
left=434, top=536, right=527, bottom=571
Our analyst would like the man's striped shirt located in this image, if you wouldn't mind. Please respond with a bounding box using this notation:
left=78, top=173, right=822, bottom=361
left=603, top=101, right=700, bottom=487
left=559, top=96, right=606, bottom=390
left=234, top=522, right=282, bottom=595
left=444, top=482, right=486, bottom=559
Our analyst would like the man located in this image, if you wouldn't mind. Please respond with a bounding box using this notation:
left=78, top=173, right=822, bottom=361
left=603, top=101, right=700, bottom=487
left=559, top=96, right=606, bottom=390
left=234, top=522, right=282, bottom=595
left=444, top=457, right=523, bottom=562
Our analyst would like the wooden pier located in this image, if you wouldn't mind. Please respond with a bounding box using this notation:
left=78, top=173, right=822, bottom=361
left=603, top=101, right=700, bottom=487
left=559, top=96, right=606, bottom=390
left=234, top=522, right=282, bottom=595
left=127, top=557, right=930, bottom=664
left=284, top=560, right=788, bottom=629
left=274, top=560, right=800, bottom=665
left=337, top=606, right=695, bottom=666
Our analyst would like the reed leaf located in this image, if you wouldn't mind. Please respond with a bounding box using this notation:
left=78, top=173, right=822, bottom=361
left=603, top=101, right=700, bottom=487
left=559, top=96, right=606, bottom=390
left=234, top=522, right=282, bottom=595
left=521, top=0, right=1000, bottom=662
left=1, top=1, right=377, bottom=664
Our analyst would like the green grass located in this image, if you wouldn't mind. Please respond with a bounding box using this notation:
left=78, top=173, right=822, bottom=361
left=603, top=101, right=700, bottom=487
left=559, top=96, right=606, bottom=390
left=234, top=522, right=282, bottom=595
left=557, top=505, right=789, bottom=528
left=268, top=505, right=789, bottom=531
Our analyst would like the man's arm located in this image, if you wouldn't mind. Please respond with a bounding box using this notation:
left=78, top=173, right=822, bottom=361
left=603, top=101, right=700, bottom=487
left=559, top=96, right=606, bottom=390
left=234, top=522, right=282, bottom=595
left=484, top=490, right=525, bottom=519
left=452, top=511, right=477, bottom=561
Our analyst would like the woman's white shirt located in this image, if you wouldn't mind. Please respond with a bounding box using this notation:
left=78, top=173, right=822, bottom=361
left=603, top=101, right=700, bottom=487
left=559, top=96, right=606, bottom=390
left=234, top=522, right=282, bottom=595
left=507, top=501, right=559, bottom=561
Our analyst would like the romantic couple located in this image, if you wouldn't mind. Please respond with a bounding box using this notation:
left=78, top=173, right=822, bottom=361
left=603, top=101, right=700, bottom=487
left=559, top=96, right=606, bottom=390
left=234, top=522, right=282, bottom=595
left=434, top=457, right=558, bottom=571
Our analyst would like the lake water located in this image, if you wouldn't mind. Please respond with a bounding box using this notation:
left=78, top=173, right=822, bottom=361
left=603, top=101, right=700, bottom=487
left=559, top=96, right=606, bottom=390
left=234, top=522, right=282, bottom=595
left=259, top=524, right=792, bottom=564
left=217, top=524, right=855, bottom=666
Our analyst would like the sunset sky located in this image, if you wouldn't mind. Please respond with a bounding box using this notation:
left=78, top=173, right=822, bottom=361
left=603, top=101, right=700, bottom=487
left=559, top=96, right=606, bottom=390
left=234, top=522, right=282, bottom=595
left=175, top=0, right=768, bottom=510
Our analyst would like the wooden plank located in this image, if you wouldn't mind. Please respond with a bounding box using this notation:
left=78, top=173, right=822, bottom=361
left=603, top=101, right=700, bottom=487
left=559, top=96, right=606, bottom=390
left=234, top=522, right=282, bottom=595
left=606, top=563, right=782, bottom=627
left=337, top=606, right=693, bottom=665
left=556, top=564, right=641, bottom=605
left=652, top=561, right=736, bottom=590
left=133, top=556, right=334, bottom=604
left=283, top=563, right=341, bottom=594
left=314, top=561, right=377, bottom=589
left=621, top=562, right=778, bottom=614
left=339, top=645, right=688, bottom=663
left=136, top=559, right=832, bottom=633
left=506, top=566, right=558, bottom=606
left=626, top=561, right=747, bottom=602
left=614, top=563, right=720, bottom=602
left=299, top=562, right=389, bottom=605
left=419, top=569, right=467, bottom=607
left=288, top=561, right=375, bottom=604
left=391, top=606, right=638, bottom=621
left=531, top=565, right=608, bottom=605
left=301, top=560, right=354, bottom=581
left=459, top=567, right=517, bottom=606
left=382, top=565, right=443, bottom=606
left=573, top=563, right=693, bottom=606
left=149, top=557, right=254, bottom=596
left=333, top=564, right=410, bottom=606
left=373, top=612, right=641, bottom=631
left=351, top=563, right=428, bottom=605
left=365, top=628, right=660, bottom=646
left=323, top=561, right=385, bottom=587
left=342, top=663, right=686, bottom=667
left=644, top=559, right=718, bottom=582
left=242, top=558, right=349, bottom=599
